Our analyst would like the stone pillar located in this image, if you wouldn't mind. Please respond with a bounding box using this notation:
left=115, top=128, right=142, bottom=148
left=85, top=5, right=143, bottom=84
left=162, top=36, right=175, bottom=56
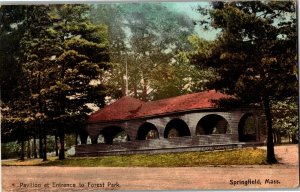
left=156, top=124, right=165, bottom=139
left=226, top=111, right=241, bottom=142
left=181, top=113, right=201, bottom=137
left=86, top=124, right=101, bottom=141
left=228, top=119, right=239, bottom=135
left=125, top=121, right=142, bottom=141
left=186, top=118, right=197, bottom=137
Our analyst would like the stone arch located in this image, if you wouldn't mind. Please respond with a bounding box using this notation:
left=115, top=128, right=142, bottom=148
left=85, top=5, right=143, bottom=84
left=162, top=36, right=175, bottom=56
left=238, top=113, right=257, bottom=142
left=100, top=126, right=130, bottom=145
left=164, top=118, right=191, bottom=138
left=196, top=114, right=229, bottom=135
left=137, top=122, right=159, bottom=140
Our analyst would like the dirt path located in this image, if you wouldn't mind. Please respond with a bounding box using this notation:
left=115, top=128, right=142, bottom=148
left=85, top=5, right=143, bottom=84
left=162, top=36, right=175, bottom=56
left=259, top=144, right=299, bottom=166
left=2, top=145, right=299, bottom=191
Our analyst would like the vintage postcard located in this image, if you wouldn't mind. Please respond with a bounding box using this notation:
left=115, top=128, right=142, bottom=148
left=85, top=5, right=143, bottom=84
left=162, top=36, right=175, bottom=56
left=1, top=0, right=299, bottom=191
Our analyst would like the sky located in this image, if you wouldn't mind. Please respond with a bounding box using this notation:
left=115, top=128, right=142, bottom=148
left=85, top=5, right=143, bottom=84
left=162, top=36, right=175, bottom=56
left=163, top=2, right=219, bottom=40
left=117, top=1, right=219, bottom=40
left=91, top=1, right=219, bottom=41
left=1, top=1, right=219, bottom=40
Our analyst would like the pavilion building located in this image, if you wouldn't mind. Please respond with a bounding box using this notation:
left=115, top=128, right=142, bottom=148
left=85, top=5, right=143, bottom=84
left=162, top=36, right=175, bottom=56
left=75, top=90, right=264, bottom=156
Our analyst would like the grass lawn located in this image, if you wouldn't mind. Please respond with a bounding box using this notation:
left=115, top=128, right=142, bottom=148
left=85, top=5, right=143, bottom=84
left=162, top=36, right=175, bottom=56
left=2, top=148, right=268, bottom=167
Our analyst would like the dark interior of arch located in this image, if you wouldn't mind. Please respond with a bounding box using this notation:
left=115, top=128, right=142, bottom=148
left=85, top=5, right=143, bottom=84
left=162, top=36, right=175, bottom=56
left=196, top=114, right=228, bottom=135
left=238, top=114, right=256, bottom=142
left=137, top=123, right=159, bottom=140
left=164, top=119, right=191, bottom=138
left=100, top=126, right=130, bottom=145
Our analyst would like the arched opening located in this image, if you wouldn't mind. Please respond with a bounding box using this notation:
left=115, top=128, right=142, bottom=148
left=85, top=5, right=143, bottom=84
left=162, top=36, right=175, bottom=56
left=100, top=126, right=130, bottom=145
left=196, top=114, right=229, bottom=135
left=164, top=119, right=191, bottom=138
left=137, top=122, right=159, bottom=140
left=238, top=113, right=257, bottom=142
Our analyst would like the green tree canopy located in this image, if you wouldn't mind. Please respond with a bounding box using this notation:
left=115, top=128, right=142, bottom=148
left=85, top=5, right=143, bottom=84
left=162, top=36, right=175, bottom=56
left=90, top=3, right=212, bottom=101
left=1, top=5, right=111, bottom=160
left=0, top=6, right=27, bottom=102
left=191, top=1, right=297, bottom=163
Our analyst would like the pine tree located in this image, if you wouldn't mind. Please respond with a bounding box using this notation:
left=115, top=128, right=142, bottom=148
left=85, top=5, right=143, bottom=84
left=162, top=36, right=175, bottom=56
left=41, top=5, right=110, bottom=159
left=1, top=5, right=110, bottom=160
left=19, top=5, right=62, bottom=161
left=192, top=1, right=297, bottom=163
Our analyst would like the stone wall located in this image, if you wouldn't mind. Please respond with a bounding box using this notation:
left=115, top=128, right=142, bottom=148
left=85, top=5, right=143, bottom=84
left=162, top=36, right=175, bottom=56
left=86, top=108, right=261, bottom=141
left=79, top=107, right=263, bottom=156
left=75, top=134, right=240, bottom=156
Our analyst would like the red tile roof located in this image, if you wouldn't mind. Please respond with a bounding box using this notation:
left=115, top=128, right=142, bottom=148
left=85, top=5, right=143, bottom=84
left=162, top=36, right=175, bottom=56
left=88, top=90, right=232, bottom=123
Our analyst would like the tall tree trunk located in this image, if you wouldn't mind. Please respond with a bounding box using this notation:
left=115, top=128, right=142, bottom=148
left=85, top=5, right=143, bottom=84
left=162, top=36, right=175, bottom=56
left=75, top=132, right=78, bottom=145
left=263, top=95, right=277, bottom=163
left=27, top=139, right=31, bottom=159
left=121, top=73, right=126, bottom=96
left=277, top=133, right=281, bottom=144
left=33, top=136, right=38, bottom=158
left=141, top=78, right=148, bottom=101
left=20, top=140, right=25, bottom=161
left=37, top=73, right=44, bottom=159
left=55, top=134, right=59, bottom=156
left=273, top=131, right=277, bottom=143
left=43, top=135, right=47, bottom=161
left=142, top=85, right=147, bottom=101
left=39, top=128, right=43, bottom=159
left=292, top=133, right=298, bottom=144
left=79, top=132, right=88, bottom=145
left=59, top=130, right=65, bottom=160
left=133, top=84, right=137, bottom=98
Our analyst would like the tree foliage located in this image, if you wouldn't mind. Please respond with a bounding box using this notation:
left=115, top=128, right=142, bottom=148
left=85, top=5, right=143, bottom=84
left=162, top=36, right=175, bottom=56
left=2, top=2, right=296, bottom=164
left=193, top=1, right=297, bottom=101
left=271, top=98, right=298, bottom=143
left=1, top=5, right=110, bottom=160
left=191, top=1, right=297, bottom=163
left=0, top=6, right=27, bottom=102
left=43, top=5, right=110, bottom=118
left=90, top=3, right=212, bottom=101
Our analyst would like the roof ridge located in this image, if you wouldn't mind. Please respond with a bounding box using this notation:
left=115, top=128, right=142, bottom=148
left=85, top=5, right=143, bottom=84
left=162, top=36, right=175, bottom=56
left=88, top=90, right=231, bottom=123
left=89, top=95, right=144, bottom=117
left=148, top=90, right=216, bottom=103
